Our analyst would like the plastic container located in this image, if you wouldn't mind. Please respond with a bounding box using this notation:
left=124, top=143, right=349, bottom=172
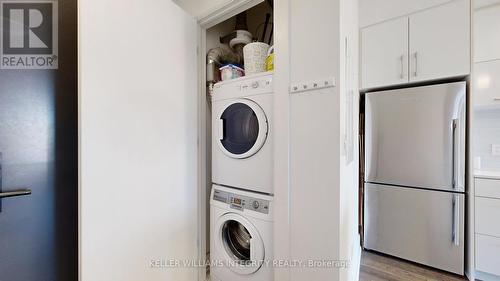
left=265, top=45, right=274, bottom=71
left=219, top=64, right=245, bottom=81
left=243, top=42, right=270, bottom=75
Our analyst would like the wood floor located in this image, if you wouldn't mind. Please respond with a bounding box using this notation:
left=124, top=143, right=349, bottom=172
left=360, top=251, right=468, bottom=281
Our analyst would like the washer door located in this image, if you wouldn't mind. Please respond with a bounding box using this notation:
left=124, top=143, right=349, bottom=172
left=217, top=99, right=268, bottom=159
left=215, top=213, right=265, bottom=275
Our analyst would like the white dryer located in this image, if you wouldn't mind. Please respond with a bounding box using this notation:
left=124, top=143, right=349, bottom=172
left=210, top=184, right=273, bottom=281
left=212, top=72, right=273, bottom=194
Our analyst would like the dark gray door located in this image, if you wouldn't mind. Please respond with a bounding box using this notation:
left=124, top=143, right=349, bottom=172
left=0, top=1, right=77, bottom=280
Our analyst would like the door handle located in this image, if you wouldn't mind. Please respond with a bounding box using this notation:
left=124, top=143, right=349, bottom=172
left=0, top=189, right=31, bottom=199
left=0, top=189, right=31, bottom=213
left=219, top=118, right=224, bottom=141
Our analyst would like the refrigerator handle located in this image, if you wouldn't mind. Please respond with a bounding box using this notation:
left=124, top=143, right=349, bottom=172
left=452, top=194, right=460, bottom=246
left=452, top=119, right=458, bottom=190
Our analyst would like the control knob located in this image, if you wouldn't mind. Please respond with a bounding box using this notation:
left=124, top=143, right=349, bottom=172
left=252, top=201, right=260, bottom=209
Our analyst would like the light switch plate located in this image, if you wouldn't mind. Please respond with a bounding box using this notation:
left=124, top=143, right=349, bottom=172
left=492, top=144, right=500, bottom=156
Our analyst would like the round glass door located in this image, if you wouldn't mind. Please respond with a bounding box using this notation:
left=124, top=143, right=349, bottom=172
left=216, top=213, right=265, bottom=275
left=218, top=99, right=268, bottom=159
left=222, top=220, right=252, bottom=263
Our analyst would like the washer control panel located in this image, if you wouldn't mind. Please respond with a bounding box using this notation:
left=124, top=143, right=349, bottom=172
left=213, top=189, right=269, bottom=214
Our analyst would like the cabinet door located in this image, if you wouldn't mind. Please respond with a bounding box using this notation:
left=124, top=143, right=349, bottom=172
left=409, top=0, right=470, bottom=82
left=361, top=17, right=409, bottom=89
left=474, top=60, right=500, bottom=109
left=474, top=4, right=500, bottom=62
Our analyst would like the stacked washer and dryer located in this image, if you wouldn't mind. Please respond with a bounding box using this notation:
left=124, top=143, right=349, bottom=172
left=210, top=72, right=274, bottom=281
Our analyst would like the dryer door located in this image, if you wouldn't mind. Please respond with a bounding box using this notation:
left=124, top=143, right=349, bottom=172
left=217, top=99, right=268, bottom=159
left=215, top=213, right=265, bottom=275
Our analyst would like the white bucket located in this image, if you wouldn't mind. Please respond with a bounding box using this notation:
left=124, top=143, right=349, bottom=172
left=243, top=42, right=270, bottom=75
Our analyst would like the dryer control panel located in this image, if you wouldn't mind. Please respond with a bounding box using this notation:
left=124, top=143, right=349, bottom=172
left=239, top=77, right=272, bottom=92
left=213, top=189, right=270, bottom=214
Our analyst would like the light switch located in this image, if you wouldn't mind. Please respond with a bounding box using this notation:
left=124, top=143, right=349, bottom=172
left=492, top=144, right=500, bottom=156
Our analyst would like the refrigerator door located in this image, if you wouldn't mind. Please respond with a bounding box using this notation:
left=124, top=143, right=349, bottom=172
left=365, top=82, right=466, bottom=192
left=364, top=183, right=465, bottom=275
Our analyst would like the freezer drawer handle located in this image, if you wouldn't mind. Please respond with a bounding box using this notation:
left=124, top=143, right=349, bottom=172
left=399, top=55, right=405, bottom=79
left=413, top=52, right=418, bottom=77
left=452, top=195, right=460, bottom=246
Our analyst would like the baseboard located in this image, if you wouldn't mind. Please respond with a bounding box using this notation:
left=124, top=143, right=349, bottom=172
left=476, top=270, right=500, bottom=281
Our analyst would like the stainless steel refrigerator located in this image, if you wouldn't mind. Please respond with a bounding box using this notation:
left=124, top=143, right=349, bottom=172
left=364, top=82, right=466, bottom=275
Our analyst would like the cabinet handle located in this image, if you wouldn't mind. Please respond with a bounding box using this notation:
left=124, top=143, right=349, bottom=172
left=494, top=97, right=500, bottom=101
left=413, top=52, right=418, bottom=77
left=400, top=55, right=404, bottom=79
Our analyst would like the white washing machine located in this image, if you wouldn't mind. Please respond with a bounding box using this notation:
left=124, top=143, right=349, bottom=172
left=212, top=72, right=273, bottom=194
left=210, top=184, right=273, bottom=281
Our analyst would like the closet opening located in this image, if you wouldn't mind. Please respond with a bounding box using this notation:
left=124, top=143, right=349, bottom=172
left=200, top=1, right=275, bottom=280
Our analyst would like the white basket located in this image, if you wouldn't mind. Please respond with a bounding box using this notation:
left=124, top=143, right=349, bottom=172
left=243, top=42, right=270, bottom=75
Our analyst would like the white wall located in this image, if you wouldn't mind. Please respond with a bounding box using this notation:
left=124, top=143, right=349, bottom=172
left=79, top=1, right=199, bottom=280
left=272, top=0, right=292, bottom=280
left=474, top=110, right=500, bottom=171
left=288, top=0, right=360, bottom=280
left=289, top=0, right=341, bottom=279
left=339, top=0, right=361, bottom=280
left=359, top=0, right=451, bottom=27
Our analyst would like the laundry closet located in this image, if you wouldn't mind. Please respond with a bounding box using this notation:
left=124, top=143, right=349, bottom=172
left=203, top=2, right=275, bottom=281
left=80, top=0, right=360, bottom=280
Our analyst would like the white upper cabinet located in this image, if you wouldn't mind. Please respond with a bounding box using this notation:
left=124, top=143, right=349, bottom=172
left=361, top=17, right=409, bottom=89
left=409, top=0, right=471, bottom=82
left=474, top=3, right=500, bottom=62
left=474, top=60, right=500, bottom=108
left=361, top=0, right=471, bottom=89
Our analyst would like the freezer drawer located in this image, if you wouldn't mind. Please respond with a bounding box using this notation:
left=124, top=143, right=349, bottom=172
left=365, top=82, right=466, bottom=192
left=364, top=183, right=465, bottom=275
